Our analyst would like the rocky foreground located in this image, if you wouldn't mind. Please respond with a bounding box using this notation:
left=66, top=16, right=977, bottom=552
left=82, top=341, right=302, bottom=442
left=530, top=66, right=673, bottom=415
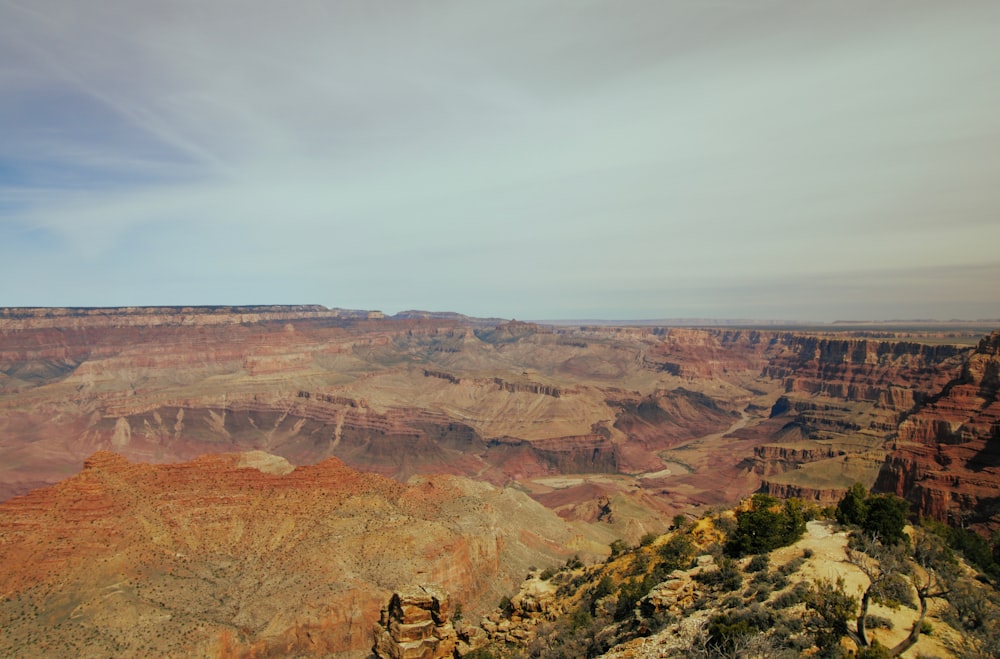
left=0, top=451, right=608, bottom=657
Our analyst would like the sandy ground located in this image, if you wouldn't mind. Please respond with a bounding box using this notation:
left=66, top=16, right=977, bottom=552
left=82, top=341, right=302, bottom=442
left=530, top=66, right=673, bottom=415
left=774, top=521, right=956, bottom=658
left=603, top=521, right=959, bottom=658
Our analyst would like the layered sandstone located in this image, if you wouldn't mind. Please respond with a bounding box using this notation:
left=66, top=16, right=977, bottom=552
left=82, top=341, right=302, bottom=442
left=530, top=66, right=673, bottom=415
left=876, top=331, right=1000, bottom=528
left=0, top=451, right=596, bottom=657
left=372, top=585, right=457, bottom=659
left=0, top=306, right=989, bottom=531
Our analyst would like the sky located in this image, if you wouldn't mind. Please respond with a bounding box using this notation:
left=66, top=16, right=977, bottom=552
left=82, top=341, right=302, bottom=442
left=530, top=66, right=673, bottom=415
left=2, top=1, right=1000, bottom=321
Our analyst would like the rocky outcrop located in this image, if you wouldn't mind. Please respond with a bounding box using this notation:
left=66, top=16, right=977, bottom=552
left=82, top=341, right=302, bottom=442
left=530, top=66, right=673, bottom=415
left=373, top=585, right=457, bottom=659
left=478, top=573, right=563, bottom=647
left=876, top=331, right=1000, bottom=528
left=751, top=443, right=842, bottom=477
left=611, top=389, right=740, bottom=451
left=759, top=480, right=854, bottom=504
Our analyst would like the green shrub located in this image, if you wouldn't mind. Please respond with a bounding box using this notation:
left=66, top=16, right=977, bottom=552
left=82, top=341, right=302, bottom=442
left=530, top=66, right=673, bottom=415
left=659, top=533, right=696, bottom=571
left=864, top=614, right=893, bottom=630
left=609, top=540, right=629, bottom=557
left=746, top=554, right=769, bottom=573
left=695, top=557, right=743, bottom=591
left=725, top=495, right=807, bottom=557
left=856, top=641, right=893, bottom=659
left=776, top=557, right=804, bottom=578
left=834, top=484, right=909, bottom=545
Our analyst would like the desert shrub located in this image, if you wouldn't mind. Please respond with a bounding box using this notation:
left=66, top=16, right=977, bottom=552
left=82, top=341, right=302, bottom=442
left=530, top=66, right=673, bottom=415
left=726, top=495, right=806, bottom=557
left=591, top=575, right=614, bottom=600
left=862, top=495, right=908, bottom=545
left=713, top=514, right=737, bottom=537
left=706, top=615, right=754, bottom=654
left=750, top=582, right=773, bottom=603
left=625, top=552, right=650, bottom=577
left=864, top=614, right=893, bottom=630
left=721, top=594, right=742, bottom=610
left=614, top=574, right=658, bottom=621
left=779, top=555, right=806, bottom=576
left=526, top=609, right=613, bottom=659
left=568, top=606, right=592, bottom=631
left=659, top=533, right=696, bottom=571
left=923, top=518, right=1000, bottom=582
left=609, top=540, right=629, bottom=558
left=746, top=554, right=770, bottom=573
left=856, top=640, right=892, bottom=659
left=695, top=557, right=743, bottom=591
left=835, top=482, right=868, bottom=526
left=807, top=577, right=858, bottom=652
left=803, top=548, right=814, bottom=559
left=539, top=567, right=556, bottom=581
left=640, top=532, right=657, bottom=547
left=706, top=605, right=775, bottom=654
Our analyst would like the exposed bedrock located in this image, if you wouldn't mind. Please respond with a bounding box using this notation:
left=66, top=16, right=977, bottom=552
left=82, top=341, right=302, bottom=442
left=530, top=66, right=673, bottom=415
left=751, top=444, right=843, bottom=476
left=764, top=337, right=969, bottom=436
left=1, top=307, right=995, bottom=530
left=610, top=388, right=739, bottom=449
left=0, top=451, right=596, bottom=657
left=876, top=331, right=1000, bottom=529
left=758, top=481, right=849, bottom=504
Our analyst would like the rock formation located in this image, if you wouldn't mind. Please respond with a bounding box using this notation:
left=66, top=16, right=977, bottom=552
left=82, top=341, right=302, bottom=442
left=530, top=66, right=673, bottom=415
left=876, top=331, right=1000, bottom=529
left=372, top=585, right=457, bottom=659
left=0, top=451, right=599, bottom=657
left=0, top=306, right=992, bottom=533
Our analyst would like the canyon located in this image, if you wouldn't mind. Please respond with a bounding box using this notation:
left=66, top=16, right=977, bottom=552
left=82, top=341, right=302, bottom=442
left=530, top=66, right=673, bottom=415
left=0, top=306, right=995, bottom=531
left=2, top=306, right=1000, bottom=657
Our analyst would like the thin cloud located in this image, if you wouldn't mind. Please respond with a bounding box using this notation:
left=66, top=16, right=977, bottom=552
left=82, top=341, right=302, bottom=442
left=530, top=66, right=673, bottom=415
left=1, top=0, right=999, bottom=319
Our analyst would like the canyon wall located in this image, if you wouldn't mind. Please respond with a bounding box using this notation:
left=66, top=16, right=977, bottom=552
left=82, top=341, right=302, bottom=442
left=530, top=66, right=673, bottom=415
left=0, top=306, right=991, bottom=530
left=876, top=331, right=1000, bottom=529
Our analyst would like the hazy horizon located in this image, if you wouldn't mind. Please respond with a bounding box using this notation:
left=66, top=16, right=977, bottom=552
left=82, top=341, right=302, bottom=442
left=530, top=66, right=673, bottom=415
left=3, top=1, right=1000, bottom=322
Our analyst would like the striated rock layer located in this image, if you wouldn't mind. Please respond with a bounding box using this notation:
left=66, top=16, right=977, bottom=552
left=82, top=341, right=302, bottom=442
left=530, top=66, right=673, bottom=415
left=0, top=306, right=989, bottom=531
left=876, top=331, right=1000, bottom=530
left=0, top=451, right=599, bottom=658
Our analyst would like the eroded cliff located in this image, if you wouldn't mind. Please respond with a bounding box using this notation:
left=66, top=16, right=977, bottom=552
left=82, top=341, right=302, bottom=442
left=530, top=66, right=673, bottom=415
left=876, top=331, right=1000, bottom=529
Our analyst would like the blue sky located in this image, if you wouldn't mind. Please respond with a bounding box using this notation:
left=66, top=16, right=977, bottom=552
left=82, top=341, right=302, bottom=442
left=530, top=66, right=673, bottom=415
left=2, top=1, right=999, bottom=321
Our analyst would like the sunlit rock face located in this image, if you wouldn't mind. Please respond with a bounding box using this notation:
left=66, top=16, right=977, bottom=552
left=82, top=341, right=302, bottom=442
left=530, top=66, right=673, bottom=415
left=0, top=306, right=988, bottom=530
left=876, top=331, right=1000, bottom=529
left=0, top=451, right=593, bottom=657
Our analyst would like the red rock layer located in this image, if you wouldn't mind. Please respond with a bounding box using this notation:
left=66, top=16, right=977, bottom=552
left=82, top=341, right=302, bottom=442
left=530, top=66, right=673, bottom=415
left=0, top=451, right=585, bottom=657
left=876, top=331, right=1000, bottom=528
